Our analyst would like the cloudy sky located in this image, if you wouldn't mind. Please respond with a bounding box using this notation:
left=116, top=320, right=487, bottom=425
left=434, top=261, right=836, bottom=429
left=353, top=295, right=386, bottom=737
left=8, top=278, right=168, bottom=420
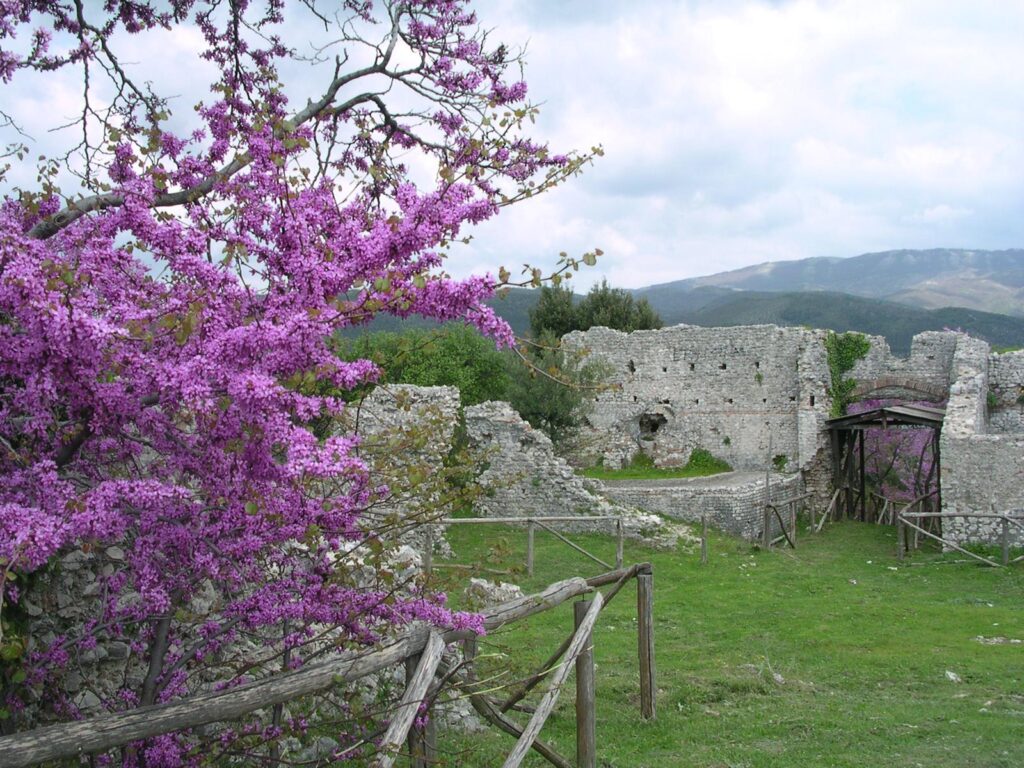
left=454, top=0, right=1024, bottom=288
left=4, top=1, right=1022, bottom=290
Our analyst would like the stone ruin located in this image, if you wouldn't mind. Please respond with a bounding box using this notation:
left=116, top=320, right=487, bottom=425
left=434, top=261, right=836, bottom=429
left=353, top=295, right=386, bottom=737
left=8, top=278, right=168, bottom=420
left=558, top=324, right=1022, bottom=550
left=323, top=326, right=1024, bottom=553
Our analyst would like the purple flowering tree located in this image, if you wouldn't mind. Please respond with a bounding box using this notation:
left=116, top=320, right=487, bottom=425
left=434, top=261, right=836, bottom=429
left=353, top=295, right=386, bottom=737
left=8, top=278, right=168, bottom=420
left=849, top=399, right=941, bottom=505
left=0, top=1, right=593, bottom=761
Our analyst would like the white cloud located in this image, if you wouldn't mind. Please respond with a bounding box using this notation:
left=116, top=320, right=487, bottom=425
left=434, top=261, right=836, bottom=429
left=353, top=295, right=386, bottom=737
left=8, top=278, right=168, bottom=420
left=466, top=0, right=1024, bottom=287
left=2, top=1, right=1021, bottom=289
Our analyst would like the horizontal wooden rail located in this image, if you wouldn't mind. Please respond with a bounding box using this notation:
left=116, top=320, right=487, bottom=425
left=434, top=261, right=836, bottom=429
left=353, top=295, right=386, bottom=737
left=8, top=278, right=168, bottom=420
left=440, top=516, right=619, bottom=524
left=900, top=512, right=1022, bottom=519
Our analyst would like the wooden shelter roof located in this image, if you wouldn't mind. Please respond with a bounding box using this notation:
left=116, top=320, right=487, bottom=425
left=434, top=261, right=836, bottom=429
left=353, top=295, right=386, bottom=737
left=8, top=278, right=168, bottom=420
left=826, top=404, right=945, bottom=431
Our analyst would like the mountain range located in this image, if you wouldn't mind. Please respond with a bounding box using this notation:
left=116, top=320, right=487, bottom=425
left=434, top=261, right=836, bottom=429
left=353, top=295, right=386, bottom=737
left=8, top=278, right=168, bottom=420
left=354, top=248, right=1024, bottom=355
left=658, top=248, right=1024, bottom=318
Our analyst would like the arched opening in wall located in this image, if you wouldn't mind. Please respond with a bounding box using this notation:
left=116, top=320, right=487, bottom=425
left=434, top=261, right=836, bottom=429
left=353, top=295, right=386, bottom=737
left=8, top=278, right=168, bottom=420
left=638, top=412, right=668, bottom=441
left=627, top=360, right=636, bottom=373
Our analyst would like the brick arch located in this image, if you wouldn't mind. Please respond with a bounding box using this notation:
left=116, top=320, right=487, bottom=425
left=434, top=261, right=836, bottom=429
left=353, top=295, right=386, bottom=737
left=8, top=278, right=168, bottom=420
left=850, top=376, right=947, bottom=403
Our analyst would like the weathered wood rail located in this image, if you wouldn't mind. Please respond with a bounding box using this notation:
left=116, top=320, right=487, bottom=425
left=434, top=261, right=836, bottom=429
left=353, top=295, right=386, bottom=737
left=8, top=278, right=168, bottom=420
left=0, top=563, right=656, bottom=768
left=437, top=515, right=625, bottom=575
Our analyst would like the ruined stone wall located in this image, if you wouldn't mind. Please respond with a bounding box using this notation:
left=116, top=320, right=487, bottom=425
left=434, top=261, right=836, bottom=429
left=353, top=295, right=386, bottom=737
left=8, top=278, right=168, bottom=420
left=987, top=350, right=1024, bottom=434
left=464, top=401, right=683, bottom=547
left=600, top=472, right=804, bottom=541
left=562, top=325, right=831, bottom=473
left=343, top=384, right=462, bottom=555
left=849, top=331, right=957, bottom=394
left=940, top=338, right=1024, bottom=550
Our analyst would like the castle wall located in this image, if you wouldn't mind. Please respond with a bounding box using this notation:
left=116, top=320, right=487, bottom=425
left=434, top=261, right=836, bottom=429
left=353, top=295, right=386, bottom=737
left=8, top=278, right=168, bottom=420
left=987, top=350, right=1024, bottom=434
left=562, top=325, right=830, bottom=473
left=601, top=472, right=804, bottom=541
left=940, top=338, right=1024, bottom=550
left=849, top=331, right=957, bottom=393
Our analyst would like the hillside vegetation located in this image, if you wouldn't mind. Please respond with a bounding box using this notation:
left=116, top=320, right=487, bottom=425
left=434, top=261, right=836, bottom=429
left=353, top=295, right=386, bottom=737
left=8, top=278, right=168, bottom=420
left=342, top=249, right=1024, bottom=355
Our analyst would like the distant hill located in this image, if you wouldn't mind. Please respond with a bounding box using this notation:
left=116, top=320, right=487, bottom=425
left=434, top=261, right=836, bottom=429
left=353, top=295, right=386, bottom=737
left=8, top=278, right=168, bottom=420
left=341, top=248, right=1024, bottom=355
left=344, top=284, right=1024, bottom=356
left=653, top=248, right=1024, bottom=317
left=642, top=289, right=1024, bottom=355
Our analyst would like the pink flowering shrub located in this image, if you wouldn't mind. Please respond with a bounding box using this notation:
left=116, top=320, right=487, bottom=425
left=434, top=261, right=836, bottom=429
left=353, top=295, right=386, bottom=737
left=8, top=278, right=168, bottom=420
left=0, top=1, right=592, bottom=762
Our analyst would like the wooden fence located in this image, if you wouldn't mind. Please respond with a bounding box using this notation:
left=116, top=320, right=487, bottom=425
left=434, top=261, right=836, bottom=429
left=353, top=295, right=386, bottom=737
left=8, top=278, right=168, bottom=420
left=896, top=507, right=1024, bottom=568
left=761, top=492, right=811, bottom=549
left=433, top=515, right=625, bottom=576
left=0, top=563, right=655, bottom=768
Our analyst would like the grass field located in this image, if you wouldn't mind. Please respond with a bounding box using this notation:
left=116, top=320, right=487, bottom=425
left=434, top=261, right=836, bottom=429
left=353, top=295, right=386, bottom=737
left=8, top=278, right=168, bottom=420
left=580, top=448, right=732, bottom=481
left=428, top=520, right=1024, bottom=768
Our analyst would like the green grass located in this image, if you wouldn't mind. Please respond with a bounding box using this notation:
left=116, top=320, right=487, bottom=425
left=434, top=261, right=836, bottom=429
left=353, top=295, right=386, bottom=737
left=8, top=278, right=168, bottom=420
left=428, top=520, right=1024, bottom=767
left=582, top=448, right=732, bottom=481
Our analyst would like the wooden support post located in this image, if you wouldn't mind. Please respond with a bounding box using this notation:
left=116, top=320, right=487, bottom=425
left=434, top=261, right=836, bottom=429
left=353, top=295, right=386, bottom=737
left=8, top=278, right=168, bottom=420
left=762, top=505, right=771, bottom=549
left=424, top=529, right=433, bottom=576
left=371, top=633, right=444, bottom=768
left=527, top=521, right=535, bottom=577
left=615, top=519, right=624, bottom=570
left=858, top=431, right=866, bottom=522
left=405, top=653, right=435, bottom=768
left=896, top=517, right=904, bottom=562
left=574, top=600, right=597, bottom=768
left=1002, top=516, right=1010, bottom=567
left=789, top=502, right=797, bottom=548
left=700, top=515, right=708, bottom=565
left=637, top=571, right=656, bottom=721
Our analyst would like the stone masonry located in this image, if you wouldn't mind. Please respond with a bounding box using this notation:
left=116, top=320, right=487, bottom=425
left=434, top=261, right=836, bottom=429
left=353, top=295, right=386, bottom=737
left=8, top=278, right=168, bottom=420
left=464, top=401, right=688, bottom=548
left=940, top=337, right=1024, bottom=550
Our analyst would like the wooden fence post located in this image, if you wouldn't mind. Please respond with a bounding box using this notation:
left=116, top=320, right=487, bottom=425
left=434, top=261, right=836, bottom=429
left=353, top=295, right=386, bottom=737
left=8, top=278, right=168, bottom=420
left=1001, top=516, right=1010, bottom=566
left=615, top=519, right=624, bottom=570
left=637, top=570, right=656, bottom=720
left=371, top=633, right=445, bottom=768
left=896, top=517, right=904, bottom=562
left=405, top=653, right=436, bottom=768
left=526, top=521, right=535, bottom=577
left=789, top=502, right=797, bottom=547
left=574, top=600, right=597, bottom=768
left=761, top=505, right=771, bottom=549
left=700, top=515, right=708, bottom=565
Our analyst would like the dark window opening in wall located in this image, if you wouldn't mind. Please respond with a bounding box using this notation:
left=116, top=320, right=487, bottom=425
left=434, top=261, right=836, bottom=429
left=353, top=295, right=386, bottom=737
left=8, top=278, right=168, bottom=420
left=810, top=395, right=816, bottom=406
left=627, top=360, right=636, bottom=373
left=594, top=396, right=599, bottom=402
left=763, top=398, right=767, bottom=404
left=639, top=412, right=668, bottom=437
left=719, top=362, right=727, bottom=369
left=689, top=363, right=695, bottom=371
left=727, top=398, right=734, bottom=404
left=633, top=395, right=638, bottom=402
left=660, top=398, right=671, bottom=405
left=754, top=361, right=760, bottom=369
left=662, top=366, right=667, bottom=373
left=694, top=398, right=700, bottom=405
left=789, top=395, right=796, bottom=402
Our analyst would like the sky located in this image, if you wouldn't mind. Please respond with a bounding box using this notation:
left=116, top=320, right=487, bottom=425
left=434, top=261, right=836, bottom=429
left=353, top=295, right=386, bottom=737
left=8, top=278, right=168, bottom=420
left=454, top=0, right=1024, bottom=288
left=3, top=0, right=1022, bottom=290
